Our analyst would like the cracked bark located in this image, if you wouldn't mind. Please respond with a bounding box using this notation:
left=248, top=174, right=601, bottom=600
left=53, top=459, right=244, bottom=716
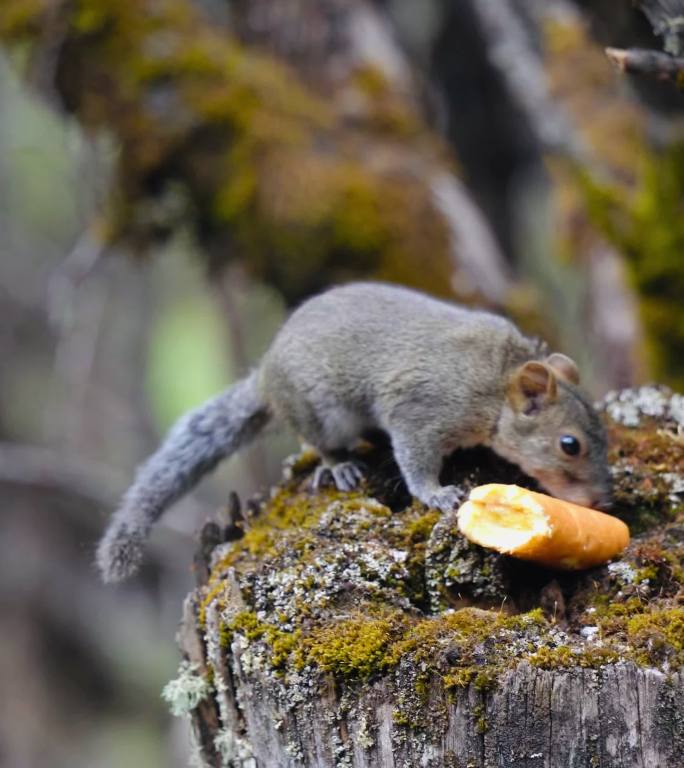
left=176, top=655, right=680, bottom=767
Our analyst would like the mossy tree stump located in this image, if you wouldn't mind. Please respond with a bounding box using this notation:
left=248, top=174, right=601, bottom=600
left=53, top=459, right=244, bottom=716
left=169, top=388, right=684, bottom=767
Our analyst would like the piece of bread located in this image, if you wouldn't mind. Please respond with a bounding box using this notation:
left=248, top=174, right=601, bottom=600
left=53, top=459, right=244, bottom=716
left=457, top=484, right=629, bottom=570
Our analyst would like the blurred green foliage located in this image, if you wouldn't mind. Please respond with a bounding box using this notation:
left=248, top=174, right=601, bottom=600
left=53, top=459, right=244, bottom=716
left=0, top=58, right=85, bottom=244
left=147, top=293, right=230, bottom=430
left=85, top=720, right=169, bottom=768
left=579, top=143, right=684, bottom=389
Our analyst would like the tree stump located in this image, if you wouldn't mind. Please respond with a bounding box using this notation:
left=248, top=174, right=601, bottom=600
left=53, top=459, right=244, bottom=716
left=167, top=387, right=684, bottom=767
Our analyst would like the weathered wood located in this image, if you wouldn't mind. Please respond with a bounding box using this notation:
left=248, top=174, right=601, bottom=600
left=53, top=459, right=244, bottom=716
left=184, top=599, right=684, bottom=768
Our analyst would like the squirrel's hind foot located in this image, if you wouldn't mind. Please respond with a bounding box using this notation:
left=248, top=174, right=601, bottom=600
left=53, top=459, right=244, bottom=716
left=312, top=460, right=364, bottom=492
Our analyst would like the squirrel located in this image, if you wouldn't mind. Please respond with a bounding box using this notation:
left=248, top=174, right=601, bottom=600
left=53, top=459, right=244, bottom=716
left=96, top=282, right=612, bottom=582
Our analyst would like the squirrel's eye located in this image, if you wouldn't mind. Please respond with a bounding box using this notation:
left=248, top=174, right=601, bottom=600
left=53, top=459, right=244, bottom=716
left=560, top=435, right=581, bottom=456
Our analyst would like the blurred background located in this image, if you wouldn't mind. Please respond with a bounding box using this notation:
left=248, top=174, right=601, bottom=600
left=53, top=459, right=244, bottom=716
left=0, top=0, right=682, bottom=766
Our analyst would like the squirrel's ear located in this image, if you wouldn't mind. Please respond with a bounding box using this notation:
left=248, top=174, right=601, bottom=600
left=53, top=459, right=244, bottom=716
left=545, top=353, right=580, bottom=385
left=507, top=361, right=557, bottom=413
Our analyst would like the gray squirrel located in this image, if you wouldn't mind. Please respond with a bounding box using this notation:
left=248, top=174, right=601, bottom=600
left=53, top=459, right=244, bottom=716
left=97, top=282, right=612, bottom=582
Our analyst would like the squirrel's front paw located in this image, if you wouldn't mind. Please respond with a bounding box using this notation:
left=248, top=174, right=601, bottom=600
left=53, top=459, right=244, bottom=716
left=427, top=485, right=466, bottom=514
left=312, top=461, right=364, bottom=492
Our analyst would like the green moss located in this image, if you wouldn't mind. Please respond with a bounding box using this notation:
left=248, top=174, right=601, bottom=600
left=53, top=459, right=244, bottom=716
left=530, top=645, right=623, bottom=670
left=218, top=621, right=233, bottom=650
left=346, top=64, right=427, bottom=139
left=285, top=448, right=321, bottom=476
left=529, top=645, right=574, bottom=669
left=198, top=580, right=229, bottom=628
left=634, top=565, right=658, bottom=582
left=0, top=0, right=45, bottom=36
left=443, top=667, right=478, bottom=689
left=230, top=610, right=266, bottom=641
left=444, top=666, right=499, bottom=693
left=578, top=596, right=645, bottom=639
left=221, top=592, right=549, bottom=686
left=627, top=608, right=684, bottom=653
left=502, top=608, right=547, bottom=630
left=575, top=593, right=684, bottom=668
left=380, top=608, right=546, bottom=690
left=391, top=709, right=410, bottom=726
left=606, top=421, right=684, bottom=533
left=228, top=610, right=301, bottom=670
left=302, top=611, right=404, bottom=680
left=473, top=704, right=488, bottom=734
left=473, top=669, right=498, bottom=691
left=661, top=547, right=684, bottom=586
left=402, top=510, right=441, bottom=544
left=265, top=486, right=345, bottom=529
left=237, top=526, right=278, bottom=559
left=414, top=671, right=430, bottom=701
left=385, top=608, right=496, bottom=668
left=385, top=507, right=440, bottom=607
left=212, top=485, right=364, bottom=571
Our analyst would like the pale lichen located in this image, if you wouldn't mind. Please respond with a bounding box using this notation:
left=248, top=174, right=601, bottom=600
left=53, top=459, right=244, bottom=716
left=162, top=660, right=213, bottom=717
left=602, top=386, right=682, bottom=428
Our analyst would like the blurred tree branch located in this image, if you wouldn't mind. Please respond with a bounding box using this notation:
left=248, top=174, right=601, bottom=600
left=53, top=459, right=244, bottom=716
left=606, top=46, right=684, bottom=86
left=466, top=0, right=586, bottom=162
left=47, top=225, right=106, bottom=332
left=0, top=441, right=125, bottom=504
left=601, top=0, right=684, bottom=88
left=638, top=0, right=684, bottom=56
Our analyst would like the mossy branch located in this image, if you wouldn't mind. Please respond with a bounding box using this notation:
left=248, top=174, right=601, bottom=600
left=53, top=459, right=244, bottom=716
left=0, top=0, right=484, bottom=304
left=606, top=46, right=684, bottom=88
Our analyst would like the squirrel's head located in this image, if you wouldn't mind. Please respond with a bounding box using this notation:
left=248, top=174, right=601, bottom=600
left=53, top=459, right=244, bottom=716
left=492, top=353, right=612, bottom=509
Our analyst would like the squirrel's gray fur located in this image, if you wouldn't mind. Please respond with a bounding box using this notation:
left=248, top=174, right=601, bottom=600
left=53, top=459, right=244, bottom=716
left=97, top=282, right=611, bottom=583
left=96, top=372, right=270, bottom=582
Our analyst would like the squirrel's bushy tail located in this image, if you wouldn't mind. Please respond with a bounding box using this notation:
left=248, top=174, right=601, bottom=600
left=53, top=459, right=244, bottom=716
left=96, top=371, right=270, bottom=583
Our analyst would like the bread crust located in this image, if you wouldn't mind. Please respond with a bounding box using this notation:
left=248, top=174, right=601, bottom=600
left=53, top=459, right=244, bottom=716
left=457, top=484, right=629, bottom=570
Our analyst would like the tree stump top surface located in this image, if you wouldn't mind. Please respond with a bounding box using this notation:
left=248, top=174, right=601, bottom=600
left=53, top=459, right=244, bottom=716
left=173, top=386, right=684, bottom=767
